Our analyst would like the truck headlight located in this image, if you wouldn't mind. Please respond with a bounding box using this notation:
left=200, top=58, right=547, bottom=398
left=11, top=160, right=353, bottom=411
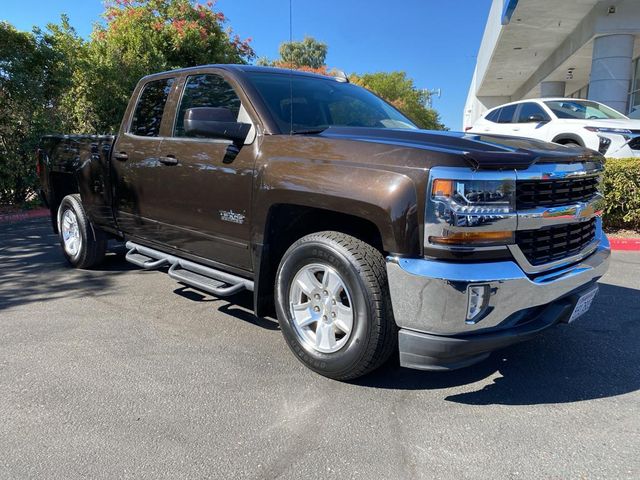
left=427, top=177, right=516, bottom=247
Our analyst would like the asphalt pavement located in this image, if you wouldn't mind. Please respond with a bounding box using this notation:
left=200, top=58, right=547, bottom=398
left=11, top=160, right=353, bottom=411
left=1, top=218, right=639, bottom=480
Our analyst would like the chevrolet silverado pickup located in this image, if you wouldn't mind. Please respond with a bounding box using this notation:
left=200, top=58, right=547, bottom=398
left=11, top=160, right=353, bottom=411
left=36, top=65, right=610, bottom=380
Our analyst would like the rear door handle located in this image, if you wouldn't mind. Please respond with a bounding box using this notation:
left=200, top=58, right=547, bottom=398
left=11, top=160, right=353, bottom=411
left=159, top=155, right=178, bottom=166
left=114, top=151, right=129, bottom=161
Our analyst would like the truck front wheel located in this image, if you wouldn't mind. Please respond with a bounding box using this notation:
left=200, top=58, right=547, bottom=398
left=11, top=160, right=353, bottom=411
left=57, top=194, right=107, bottom=269
left=275, top=231, right=397, bottom=380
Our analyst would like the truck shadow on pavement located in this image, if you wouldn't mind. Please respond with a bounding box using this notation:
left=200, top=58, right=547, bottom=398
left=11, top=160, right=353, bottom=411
left=173, top=286, right=280, bottom=331
left=0, top=219, right=135, bottom=313
left=356, top=282, right=640, bottom=405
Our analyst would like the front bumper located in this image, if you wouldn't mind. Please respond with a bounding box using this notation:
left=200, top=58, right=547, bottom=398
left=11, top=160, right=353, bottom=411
left=386, top=231, right=611, bottom=371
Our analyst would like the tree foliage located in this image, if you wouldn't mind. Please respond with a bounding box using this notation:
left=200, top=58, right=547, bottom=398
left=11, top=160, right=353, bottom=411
left=279, top=36, right=327, bottom=69
left=0, top=17, right=84, bottom=204
left=257, top=36, right=329, bottom=75
left=350, top=72, right=445, bottom=130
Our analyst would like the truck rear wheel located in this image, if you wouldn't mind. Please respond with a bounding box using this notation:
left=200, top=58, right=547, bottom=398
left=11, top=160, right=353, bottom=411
left=275, top=231, right=396, bottom=380
left=57, top=194, right=107, bottom=269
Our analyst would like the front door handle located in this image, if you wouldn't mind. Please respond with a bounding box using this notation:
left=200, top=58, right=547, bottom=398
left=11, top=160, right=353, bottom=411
left=158, top=155, right=178, bottom=166
left=114, top=151, right=129, bottom=161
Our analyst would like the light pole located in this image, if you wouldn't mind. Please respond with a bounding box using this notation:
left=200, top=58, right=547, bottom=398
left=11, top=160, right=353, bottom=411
left=423, top=88, right=441, bottom=109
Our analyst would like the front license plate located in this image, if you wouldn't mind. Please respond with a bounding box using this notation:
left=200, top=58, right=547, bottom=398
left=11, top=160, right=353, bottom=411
left=568, top=286, right=599, bottom=323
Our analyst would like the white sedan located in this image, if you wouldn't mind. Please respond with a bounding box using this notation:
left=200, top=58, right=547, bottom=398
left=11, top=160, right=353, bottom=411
left=469, top=98, right=640, bottom=158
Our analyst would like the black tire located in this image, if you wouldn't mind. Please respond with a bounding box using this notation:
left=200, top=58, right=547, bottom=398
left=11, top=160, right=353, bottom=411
left=275, top=231, right=397, bottom=380
left=57, top=194, right=107, bottom=269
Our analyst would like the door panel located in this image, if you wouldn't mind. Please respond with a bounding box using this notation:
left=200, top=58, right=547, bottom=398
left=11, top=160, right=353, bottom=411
left=151, top=72, right=257, bottom=270
left=154, top=138, right=255, bottom=270
left=111, top=77, right=175, bottom=239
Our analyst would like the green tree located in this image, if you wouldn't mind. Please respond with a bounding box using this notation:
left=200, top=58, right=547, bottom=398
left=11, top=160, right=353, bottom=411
left=350, top=71, right=446, bottom=130
left=279, top=36, right=327, bottom=69
left=0, top=18, right=83, bottom=204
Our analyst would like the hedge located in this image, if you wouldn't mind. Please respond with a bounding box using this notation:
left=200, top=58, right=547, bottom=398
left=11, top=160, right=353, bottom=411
left=602, top=158, right=640, bottom=231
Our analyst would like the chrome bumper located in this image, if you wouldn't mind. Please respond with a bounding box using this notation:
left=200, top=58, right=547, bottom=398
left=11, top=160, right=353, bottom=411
left=386, top=229, right=611, bottom=337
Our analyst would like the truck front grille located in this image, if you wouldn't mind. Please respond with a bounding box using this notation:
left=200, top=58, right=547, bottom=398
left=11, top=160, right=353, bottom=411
left=515, top=219, right=596, bottom=266
left=516, top=176, right=599, bottom=209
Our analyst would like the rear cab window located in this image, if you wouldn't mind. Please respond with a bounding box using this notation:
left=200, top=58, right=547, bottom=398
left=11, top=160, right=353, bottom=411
left=129, top=78, right=175, bottom=137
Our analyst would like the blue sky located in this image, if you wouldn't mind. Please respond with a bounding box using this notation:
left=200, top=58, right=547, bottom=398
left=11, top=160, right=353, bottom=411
left=1, top=0, right=492, bottom=130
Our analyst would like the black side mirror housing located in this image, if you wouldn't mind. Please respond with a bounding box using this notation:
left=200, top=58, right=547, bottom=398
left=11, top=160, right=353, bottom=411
left=183, top=107, right=251, bottom=144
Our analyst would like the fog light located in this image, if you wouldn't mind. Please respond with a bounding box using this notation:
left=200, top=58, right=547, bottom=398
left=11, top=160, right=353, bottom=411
left=466, top=284, right=490, bottom=324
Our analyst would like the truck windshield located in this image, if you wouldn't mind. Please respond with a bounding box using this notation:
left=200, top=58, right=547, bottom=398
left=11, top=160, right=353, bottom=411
left=245, top=72, right=418, bottom=133
left=544, top=100, right=627, bottom=120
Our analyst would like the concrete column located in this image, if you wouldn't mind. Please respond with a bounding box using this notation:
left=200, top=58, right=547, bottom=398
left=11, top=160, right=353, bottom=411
left=588, top=34, right=634, bottom=113
left=540, top=81, right=566, bottom=98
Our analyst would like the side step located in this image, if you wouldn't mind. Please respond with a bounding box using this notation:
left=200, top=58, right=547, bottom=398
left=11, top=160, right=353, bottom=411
left=125, top=241, right=253, bottom=297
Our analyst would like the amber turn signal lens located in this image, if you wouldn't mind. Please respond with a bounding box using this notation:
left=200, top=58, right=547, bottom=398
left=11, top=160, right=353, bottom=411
left=432, top=179, right=453, bottom=198
left=430, top=231, right=514, bottom=245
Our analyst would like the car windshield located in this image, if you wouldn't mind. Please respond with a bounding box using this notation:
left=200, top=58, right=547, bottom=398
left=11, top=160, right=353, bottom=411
left=544, top=100, right=627, bottom=120
left=245, top=72, right=418, bottom=133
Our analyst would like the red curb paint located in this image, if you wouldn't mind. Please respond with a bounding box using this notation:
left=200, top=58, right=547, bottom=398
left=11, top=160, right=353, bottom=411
left=609, top=237, right=640, bottom=251
left=0, top=208, right=49, bottom=224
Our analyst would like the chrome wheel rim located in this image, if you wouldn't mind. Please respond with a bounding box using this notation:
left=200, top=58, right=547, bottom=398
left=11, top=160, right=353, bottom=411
left=61, top=209, right=81, bottom=257
left=288, top=263, right=354, bottom=354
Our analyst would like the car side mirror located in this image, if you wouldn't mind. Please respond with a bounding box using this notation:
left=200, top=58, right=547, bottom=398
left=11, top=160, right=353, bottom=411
left=527, top=114, right=548, bottom=123
left=183, top=107, right=251, bottom=145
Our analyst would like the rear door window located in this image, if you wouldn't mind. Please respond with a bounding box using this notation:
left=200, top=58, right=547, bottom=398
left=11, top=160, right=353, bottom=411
left=129, top=78, right=175, bottom=137
left=497, top=104, right=517, bottom=123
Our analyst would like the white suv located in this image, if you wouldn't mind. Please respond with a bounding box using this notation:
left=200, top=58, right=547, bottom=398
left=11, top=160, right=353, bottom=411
left=469, top=98, right=640, bottom=158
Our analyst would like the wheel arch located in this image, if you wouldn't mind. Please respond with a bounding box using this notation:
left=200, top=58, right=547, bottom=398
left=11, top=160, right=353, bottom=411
left=252, top=203, right=393, bottom=318
left=551, top=133, right=585, bottom=146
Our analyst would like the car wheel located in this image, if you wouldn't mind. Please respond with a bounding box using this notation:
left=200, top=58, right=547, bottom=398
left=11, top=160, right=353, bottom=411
left=275, top=231, right=397, bottom=380
left=57, top=194, right=107, bottom=269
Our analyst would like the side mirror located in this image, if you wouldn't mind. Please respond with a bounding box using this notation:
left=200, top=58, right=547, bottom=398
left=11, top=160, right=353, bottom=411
left=527, top=114, right=548, bottom=123
left=183, top=107, right=251, bottom=144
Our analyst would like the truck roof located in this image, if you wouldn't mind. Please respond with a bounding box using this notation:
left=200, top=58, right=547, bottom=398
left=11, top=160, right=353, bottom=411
left=141, top=64, right=339, bottom=82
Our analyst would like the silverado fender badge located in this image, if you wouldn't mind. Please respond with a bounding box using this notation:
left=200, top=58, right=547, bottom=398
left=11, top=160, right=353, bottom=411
left=219, top=210, right=246, bottom=224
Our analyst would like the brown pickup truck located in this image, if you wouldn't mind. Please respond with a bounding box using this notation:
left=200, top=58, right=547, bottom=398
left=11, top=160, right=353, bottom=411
left=37, top=65, right=610, bottom=380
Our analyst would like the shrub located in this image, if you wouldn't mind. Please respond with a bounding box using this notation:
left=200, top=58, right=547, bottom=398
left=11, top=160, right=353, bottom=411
left=602, top=158, right=640, bottom=231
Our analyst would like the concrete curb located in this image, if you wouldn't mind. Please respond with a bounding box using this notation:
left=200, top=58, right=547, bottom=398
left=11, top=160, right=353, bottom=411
left=0, top=208, right=49, bottom=224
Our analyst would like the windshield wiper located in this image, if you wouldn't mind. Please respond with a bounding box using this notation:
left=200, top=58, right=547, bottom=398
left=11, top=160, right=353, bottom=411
left=290, top=128, right=328, bottom=135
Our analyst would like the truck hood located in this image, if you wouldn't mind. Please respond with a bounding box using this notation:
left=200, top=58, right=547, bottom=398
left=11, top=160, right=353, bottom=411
left=318, top=127, right=603, bottom=170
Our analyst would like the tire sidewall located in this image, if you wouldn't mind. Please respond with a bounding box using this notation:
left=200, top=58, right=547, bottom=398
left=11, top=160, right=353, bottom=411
left=57, top=196, right=89, bottom=267
left=275, top=238, right=376, bottom=377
